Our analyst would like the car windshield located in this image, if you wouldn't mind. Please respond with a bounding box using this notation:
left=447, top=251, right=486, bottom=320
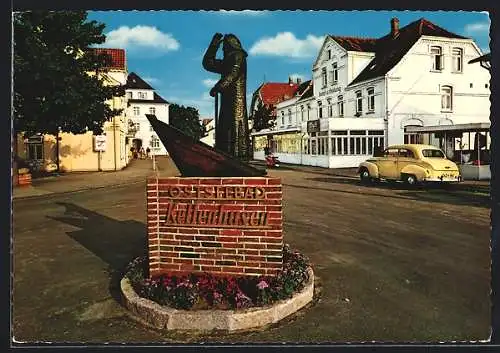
left=422, top=149, right=445, bottom=158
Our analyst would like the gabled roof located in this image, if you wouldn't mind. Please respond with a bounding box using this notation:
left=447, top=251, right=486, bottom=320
left=128, top=92, right=169, bottom=104
left=297, top=81, right=314, bottom=103
left=90, top=48, right=126, bottom=70
left=348, top=18, right=469, bottom=87
left=202, top=118, right=214, bottom=126
left=258, top=82, right=299, bottom=106
left=296, top=80, right=312, bottom=96
left=126, top=72, right=154, bottom=90
left=329, top=36, right=378, bottom=52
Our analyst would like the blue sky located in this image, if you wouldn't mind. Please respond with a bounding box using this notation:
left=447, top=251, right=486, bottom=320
left=88, top=10, right=490, bottom=118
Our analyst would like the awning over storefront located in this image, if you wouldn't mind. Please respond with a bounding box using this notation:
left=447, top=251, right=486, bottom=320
left=251, top=127, right=301, bottom=137
left=405, top=122, right=490, bottom=133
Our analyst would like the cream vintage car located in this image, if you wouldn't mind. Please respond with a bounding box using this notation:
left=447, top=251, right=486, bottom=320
left=358, top=144, right=462, bottom=185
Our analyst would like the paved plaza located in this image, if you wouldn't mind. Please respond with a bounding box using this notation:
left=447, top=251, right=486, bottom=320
left=12, top=157, right=490, bottom=343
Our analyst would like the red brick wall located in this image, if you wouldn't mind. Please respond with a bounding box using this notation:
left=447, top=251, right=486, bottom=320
left=147, top=177, right=283, bottom=278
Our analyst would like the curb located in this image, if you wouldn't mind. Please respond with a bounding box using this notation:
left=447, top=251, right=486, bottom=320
left=12, top=179, right=146, bottom=201
left=120, top=267, right=315, bottom=331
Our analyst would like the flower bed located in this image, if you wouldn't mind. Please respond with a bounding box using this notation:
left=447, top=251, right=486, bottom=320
left=125, top=244, right=310, bottom=311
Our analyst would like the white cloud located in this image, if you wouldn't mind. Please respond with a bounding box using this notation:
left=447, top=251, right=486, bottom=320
left=202, top=78, right=218, bottom=87
left=249, top=32, right=325, bottom=58
left=217, top=10, right=268, bottom=16
left=102, top=25, right=180, bottom=52
left=465, top=22, right=490, bottom=34
left=165, top=93, right=215, bottom=118
left=464, top=13, right=490, bottom=35
left=289, top=73, right=306, bottom=82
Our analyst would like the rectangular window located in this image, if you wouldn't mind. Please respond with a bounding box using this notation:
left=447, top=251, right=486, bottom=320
left=441, top=85, right=453, bottom=111
left=452, top=48, right=463, bottom=73
left=431, top=46, right=443, bottom=71
left=327, top=49, right=331, bottom=60
left=138, top=92, right=147, bottom=99
left=133, top=107, right=140, bottom=116
left=332, top=62, right=338, bottom=83
left=307, top=105, right=311, bottom=120
left=337, top=95, right=344, bottom=117
left=127, top=92, right=132, bottom=99
left=317, top=101, right=323, bottom=118
left=321, top=67, right=327, bottom=88
left=149, top=107, right=156, bottom=115
left=355, top=90, right=363, bottom=114
left=27, top=143, right=43, bottom=160
left=134, top=122, right=140, bottom=131
left=150, top=136, right=160, bottom=148
left=281, top=111, right=285, bottom=126
left=327, top=100, right=333, bottom=117
left=288, top=109, right=292, bottom=125
left=367, top=87, right=375, bottom=111
left=301, top=106, right=305, bottom=122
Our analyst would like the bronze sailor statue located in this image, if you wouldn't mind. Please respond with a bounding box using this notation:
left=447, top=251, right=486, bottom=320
left=202, top=33, right=250, bottom=161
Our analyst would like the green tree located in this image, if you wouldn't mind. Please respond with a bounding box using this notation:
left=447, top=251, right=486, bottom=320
left=250, top=102, right=275, bottom=132
left=13, top=11, right=124, bottom=176
left=169, top=104, right=206, bottom=140
left=14, top=11, right=124, bottom=135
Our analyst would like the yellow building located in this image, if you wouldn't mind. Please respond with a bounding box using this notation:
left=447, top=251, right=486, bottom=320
left=16, top=48, right=131, bottom=173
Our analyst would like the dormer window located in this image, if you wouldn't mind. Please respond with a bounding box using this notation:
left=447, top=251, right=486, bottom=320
left=431, top=46, right=443, bottom=71
left=138, top=92, right=147, bottom=99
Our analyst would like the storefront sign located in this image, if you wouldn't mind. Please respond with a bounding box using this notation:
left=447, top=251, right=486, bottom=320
left=307, top=120, right=320, bottom=133
left=319, top=86, right=342, bottom=97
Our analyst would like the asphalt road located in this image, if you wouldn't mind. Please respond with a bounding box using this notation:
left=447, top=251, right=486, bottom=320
left=12, top=166, right=491, bottom=343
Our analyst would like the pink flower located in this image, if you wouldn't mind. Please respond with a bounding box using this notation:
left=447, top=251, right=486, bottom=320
left=257, top=280, right=269, bottom=290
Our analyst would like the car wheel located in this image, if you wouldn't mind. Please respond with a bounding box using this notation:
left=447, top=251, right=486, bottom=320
left=359, top=168, right=371, bottom=184
left=404, top=174, right=417, bottom=186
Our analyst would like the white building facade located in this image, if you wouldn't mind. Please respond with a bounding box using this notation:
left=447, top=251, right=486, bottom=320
left=125, top=72, right=170, bottom=155
left=253, top=17, right=490, bottom=168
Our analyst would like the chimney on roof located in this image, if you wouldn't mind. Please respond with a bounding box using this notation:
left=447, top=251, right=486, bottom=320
left=296, top=77, right=302, bottom=84
left=391, top=17, right=400, bottom=38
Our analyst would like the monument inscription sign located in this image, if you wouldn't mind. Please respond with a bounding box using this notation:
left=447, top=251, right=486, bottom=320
left=147, top=177, right=283, bottom=278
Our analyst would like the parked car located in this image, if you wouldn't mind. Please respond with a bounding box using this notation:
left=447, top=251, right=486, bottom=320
left=358, top=144, right=462, bottom=185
